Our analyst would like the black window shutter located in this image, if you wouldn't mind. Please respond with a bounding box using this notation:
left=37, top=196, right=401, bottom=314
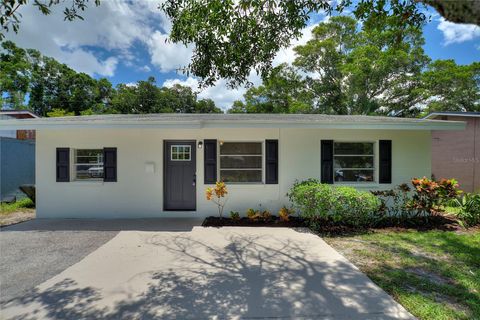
left=56, top=148, right=70, bottom=182
left=321, top=140, right=334, bottom=184
left=379, top=140, right=392, bottom=184
left=265, top=140, right=278, bottom=184
left=204, top=140, right=217, bottom=184
left=103, top=148, right=117, bottom=182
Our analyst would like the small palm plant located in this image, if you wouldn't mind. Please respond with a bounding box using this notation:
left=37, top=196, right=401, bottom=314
left=206, top=181, right=228, bottom=218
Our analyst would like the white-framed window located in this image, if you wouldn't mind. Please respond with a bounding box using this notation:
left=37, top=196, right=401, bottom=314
left=171, top=145, right=191, bottom=161
left=333, top=142, right=375, bottom=183
left=219, top=142, right=263, bottom=183
left=73, top=149, right=104, bottom=180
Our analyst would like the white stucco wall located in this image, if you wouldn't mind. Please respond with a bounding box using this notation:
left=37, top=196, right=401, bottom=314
left=36, top=128, right=431, bottom=218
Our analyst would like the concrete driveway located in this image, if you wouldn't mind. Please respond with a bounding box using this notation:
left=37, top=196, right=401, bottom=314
left=1, top=222, right=413, bottom=319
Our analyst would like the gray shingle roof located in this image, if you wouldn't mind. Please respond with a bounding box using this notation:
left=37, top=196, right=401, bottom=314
left=0, top=113, right=465, bottom=130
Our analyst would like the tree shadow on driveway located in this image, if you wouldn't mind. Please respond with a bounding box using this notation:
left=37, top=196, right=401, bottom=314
left=2, top=230, right=413, bottom=319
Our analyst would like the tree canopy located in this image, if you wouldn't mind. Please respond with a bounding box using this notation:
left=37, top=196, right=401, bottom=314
left=0, top=41, right=222, bottom=116
left=228, top=16, right=479, bottom=116
left=1, top=1, right=479, bottom=87
left=162, top=0, right=479, bottom=87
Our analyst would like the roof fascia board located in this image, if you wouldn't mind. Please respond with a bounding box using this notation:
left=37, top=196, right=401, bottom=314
left=424, top=112, right=480, bottom=119
left=0, top=119, right=465, bottom=130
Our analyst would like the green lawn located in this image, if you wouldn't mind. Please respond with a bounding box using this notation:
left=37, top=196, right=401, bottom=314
left=325, top=230, right=480, bottom=320
left=0, top=198, right=35, bottom=214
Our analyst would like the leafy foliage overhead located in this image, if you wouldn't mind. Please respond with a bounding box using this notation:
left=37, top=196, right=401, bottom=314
left=1, top=0, right=479, bottom=87
left=161, top=0, right=479, bottom=87
left=0, top=0, right=100, bottom=39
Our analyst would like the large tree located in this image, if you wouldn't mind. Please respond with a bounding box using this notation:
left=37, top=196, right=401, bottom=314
left=229, top=16, right=430, bottom=115
left=1, top=41, right=223, bottom=115
left=0, top=40, right=30, bottom=109
left=161, top=0, right=478, bottom=87
left=1, top=1, right=478, bottom=88
left=420, top=60, right=480, bottom=113
left=229, top=64, right=312, bottom=113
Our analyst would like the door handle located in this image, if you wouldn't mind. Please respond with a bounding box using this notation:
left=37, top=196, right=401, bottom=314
left=193, top=173, right=196, bottom=186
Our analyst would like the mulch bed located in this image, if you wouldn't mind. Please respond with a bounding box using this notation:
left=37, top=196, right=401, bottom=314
left=202, top=216, right=305, bottom=228
left=202, top=215, right=465, bottom=235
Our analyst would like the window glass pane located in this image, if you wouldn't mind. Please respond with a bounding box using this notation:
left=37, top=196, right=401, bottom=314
left=171, top=145, right=191, bottom=161
left=220, top=170, right=262, bottom=183
left=334, top=169, right=374, bottom=182
left=334, top=142, right=373, bottom=155
left=220, top=142, right=262, bottom=155
left=220, top=155, right=262, bottom=169
left=219, top=142, right=263, bottom=182
left=334, top=156, right=374, bottom=169
left=75, top=149, right=103, bottom=180
left=333, top=142, right=375, bottom=183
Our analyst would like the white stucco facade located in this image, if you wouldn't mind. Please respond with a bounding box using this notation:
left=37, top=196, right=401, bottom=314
left=35, top=128, right=431, bottom=218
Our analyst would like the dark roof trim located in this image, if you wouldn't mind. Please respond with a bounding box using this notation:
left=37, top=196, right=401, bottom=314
left=0, top=110, right=39, bottom=118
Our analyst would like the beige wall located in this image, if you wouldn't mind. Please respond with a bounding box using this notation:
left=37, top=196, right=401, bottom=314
left=36, top=128, right=431, bottom=218
left=432, top=116, right=479, bottom=192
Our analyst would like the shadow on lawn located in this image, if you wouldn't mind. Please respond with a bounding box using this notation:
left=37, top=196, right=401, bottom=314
left=3, top=232, right=409, bottom=320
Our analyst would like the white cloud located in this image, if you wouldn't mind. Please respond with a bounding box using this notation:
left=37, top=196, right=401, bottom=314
left=437, top=18, right=480, bottom=45
left=146, top=31, right=194, bottom=72
left=5, top=0, right=167, bottom=77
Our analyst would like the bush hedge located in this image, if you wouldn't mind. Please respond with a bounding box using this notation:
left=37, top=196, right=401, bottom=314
left=288, top=179, right=381, bottom=228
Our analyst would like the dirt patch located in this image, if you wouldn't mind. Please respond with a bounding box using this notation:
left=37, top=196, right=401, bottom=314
left=0, top=210, right=35, bottom=227
left=405, top=267, right=456, bottom=286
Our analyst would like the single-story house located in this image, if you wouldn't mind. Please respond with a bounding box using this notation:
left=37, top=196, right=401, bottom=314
left=0, top=114, right=464, bottom=218
left=425, top=112, right=479, bottom=192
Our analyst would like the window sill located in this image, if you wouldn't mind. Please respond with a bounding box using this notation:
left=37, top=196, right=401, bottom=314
left=69, top=180, right=105, bottom=186
left=334, top=182, right=380, bottom=188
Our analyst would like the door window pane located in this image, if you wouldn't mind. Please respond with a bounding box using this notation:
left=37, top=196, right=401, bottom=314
left=171, top=145, right=191, bottom=161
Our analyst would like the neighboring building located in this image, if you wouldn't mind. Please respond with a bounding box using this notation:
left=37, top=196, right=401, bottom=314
left=0, top=110, right=38, bottom=140
left=425, top=112, right=479, bottom=193
left=0, top=110, right=38, bottom=201
left=0, top=114, right=464, bottom=218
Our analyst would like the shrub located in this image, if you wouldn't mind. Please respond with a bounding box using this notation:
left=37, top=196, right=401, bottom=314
left=206, top=182, right=228, bottom=218
left=450, top=193, right=480, bottom=227
left=246, top=208, right=271, bottom=222
left=288, top=179, right=381, bottom=228
left=409, top=177, right=461, bottom=216
left=278, top=206, right=294, bottom=222
left=261, top=210, right=272, bottom=222
left=372, top=183, right=412, bottom=220
left=247, top=208, right=261, bottom=221
left=230, top=211, right=240, bottom=220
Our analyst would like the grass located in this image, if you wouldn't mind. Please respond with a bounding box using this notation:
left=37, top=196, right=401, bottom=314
left=325, top=230, right=480, bottom=320
left=0, top=198, right=35, bottom=214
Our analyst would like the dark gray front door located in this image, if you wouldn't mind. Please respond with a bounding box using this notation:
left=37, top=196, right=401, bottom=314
left=164, top=140, right=196, bottom=211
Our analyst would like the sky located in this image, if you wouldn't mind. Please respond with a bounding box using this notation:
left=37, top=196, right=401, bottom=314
left=4, top=0, right=480, bottom=111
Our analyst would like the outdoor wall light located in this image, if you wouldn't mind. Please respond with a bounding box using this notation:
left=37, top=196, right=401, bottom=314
left=219, top=140, right=224, bottom=146
left=198, top=141, right=203, bottom=149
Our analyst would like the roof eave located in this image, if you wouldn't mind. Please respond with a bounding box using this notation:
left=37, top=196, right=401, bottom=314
left=0, top=119, right=466, bottom=130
